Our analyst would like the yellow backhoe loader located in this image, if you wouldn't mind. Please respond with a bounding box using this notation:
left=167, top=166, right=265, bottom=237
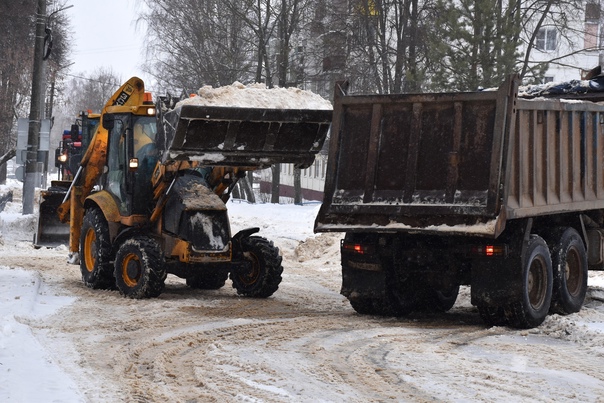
left=51, top=77, right=331, bottom=299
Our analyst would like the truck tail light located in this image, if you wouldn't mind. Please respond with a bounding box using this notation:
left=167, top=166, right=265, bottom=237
left=341, top=241, right=375, bottom=255
left=468, top=244, right=508, bottom=257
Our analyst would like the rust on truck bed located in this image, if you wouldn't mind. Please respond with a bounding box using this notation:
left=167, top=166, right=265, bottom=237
left=315, top=75, right=604, bottom=238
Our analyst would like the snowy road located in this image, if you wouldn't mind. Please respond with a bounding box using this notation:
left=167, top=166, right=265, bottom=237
left=2, top=195, right=604, bottom=402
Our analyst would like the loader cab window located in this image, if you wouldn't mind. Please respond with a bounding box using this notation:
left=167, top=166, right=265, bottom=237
left=106, top=114, right=159, bottom=216
left=131, top=116, right=159, bottom=214
left=106, top=115, right=127, bottom=210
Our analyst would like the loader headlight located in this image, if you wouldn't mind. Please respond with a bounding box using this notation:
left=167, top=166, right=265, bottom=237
left=58, top=154, right=67, bottom=163
left=129, top=158, right=139, bottom=171
left=146, top=107, right=155, bottom=116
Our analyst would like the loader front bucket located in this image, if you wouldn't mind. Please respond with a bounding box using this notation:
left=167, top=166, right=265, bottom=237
left=159, top=105, right=332, bottom=169
left=34, top=182, right=71, bottom=248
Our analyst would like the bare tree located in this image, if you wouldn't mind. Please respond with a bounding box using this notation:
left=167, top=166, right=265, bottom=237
left=49, top=69, right=122, bottom=153
left=0, top=0, right=72, bottom=184
left=140, top=0, right=256, bottom=91
left=0, top=1, right=35, bottom=183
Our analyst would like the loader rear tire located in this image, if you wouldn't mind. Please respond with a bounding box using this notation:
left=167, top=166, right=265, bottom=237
left=114, top=236, right=166, bottom=299
left=80, top=207, right=114, bottom=289
left=230, top=236, right=283, bottom=298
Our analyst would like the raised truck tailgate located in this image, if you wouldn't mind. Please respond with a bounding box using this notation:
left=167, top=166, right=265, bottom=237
left=315, top=77, right=518, bottom=236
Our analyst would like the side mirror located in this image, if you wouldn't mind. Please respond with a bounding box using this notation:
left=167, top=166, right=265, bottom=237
left=70, top=124, right=79, bottom=142
left=102, top=114, right=115, bottom=131
left=54, top=148, right=62, bottom=168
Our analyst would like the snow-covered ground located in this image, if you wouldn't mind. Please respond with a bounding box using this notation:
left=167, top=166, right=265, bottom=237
left=2, top=179, right=604, bottom=402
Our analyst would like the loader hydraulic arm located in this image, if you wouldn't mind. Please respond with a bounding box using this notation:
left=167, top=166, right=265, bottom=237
left=56, top=77, right=150, bottom=254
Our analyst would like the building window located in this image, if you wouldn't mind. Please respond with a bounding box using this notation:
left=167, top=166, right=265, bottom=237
left=586, top=1, right=601, bottom=21
left=585, top=23, right=598, bottom=49
left=542, top=76, right=554, bottom=84
left=536, top=27, right=557, bottom=51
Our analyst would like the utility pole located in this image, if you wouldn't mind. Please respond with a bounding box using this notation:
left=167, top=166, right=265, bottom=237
left=23, top=0, right=46, bottom=215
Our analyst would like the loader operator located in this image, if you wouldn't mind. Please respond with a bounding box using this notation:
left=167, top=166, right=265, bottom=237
left=132, top=122, right=159, bottom=207
left=134, top=122, right=154, bottom=156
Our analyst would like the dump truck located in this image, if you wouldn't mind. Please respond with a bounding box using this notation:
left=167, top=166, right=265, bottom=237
left=55, top=112, right=100, bottom=181
left=315, top=74, right=604, bottom=329
left=35, top=112, right=100, bottom=247
left=52, top=77, right=331, bottom=299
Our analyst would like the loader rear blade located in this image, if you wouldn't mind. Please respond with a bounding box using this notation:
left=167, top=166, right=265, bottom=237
left=34, top=183, right=70, bottom=248
left=160, top=106, right=332, bottom=169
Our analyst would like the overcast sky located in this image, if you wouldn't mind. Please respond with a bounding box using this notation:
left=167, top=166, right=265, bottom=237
left=62, top=0, right=151, bottom=86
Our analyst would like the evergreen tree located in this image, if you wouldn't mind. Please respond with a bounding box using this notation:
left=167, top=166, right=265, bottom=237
left=427, top=0, right=522, bottom=91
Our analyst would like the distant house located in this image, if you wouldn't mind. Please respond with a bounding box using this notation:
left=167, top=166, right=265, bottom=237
left=259, top=154, right=328, bottom=202
left=526, top=0, right=602, bottom=82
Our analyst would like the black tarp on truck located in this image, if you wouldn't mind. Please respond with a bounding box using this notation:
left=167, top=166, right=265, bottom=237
left=315, top=75, right=604, bottom=328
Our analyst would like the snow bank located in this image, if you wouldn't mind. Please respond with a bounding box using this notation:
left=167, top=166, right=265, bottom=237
left=176, top=82, right=333, bottom=110
left=0, top=267, right=83, bottom=401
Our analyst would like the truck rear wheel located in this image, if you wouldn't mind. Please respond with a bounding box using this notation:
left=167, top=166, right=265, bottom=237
left=506, top=235, right=553, bottom=329
left=421, top=284, right=460, bottom=312
left=348, top=290, right=414, bottom=316
left=477, top=305, right=507, bottom=327
left=546, top=227, right=587, bottom=315
left=114, top=236, right=166, bottom=299
left=230, top=236, right=283, bottom=298
left=186, top=269, right=229, bottom=290
left=80, top=207, right=114, bottom=289
left=348, top=297, right=379, bottom=315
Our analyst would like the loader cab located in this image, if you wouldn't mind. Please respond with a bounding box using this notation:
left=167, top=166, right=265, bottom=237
left=103, top=112, right=159, bottom=217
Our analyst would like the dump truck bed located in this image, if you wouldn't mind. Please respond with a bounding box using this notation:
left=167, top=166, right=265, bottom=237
left=315, top=75, right=604, bottom=238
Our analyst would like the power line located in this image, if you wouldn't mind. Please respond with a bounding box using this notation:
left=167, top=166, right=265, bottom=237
left=60, top=72, right=162, bottom=95
left=62, top=72, right=121, bottom=86
left=72, top=44, right=141, bottom=55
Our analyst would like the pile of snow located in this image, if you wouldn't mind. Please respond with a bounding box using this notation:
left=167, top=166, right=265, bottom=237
left=176, top=82, right=333, bottom=110
left=0, top=182, right=37, bottom=244
left=518, top=77, right=604, bottom=97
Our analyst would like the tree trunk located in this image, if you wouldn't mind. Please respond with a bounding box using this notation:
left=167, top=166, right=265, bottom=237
left=271, top=164, right=281, bottom=203
left=294, top=167, right=302, bottom=205
left=240, top=175, right=256, bottom=203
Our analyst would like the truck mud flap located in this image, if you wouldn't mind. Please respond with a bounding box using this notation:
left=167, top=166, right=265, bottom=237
left=34, top=187, right=70, bottom=248
left=159, top=105, right=332, bottom=169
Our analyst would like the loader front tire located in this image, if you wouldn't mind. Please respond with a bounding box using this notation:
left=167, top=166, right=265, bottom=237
left=114, top=236, right=166, bottom=299
left=231, top=236, right=283, bottom=298
left=80, top=207, right=114, bottom=289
